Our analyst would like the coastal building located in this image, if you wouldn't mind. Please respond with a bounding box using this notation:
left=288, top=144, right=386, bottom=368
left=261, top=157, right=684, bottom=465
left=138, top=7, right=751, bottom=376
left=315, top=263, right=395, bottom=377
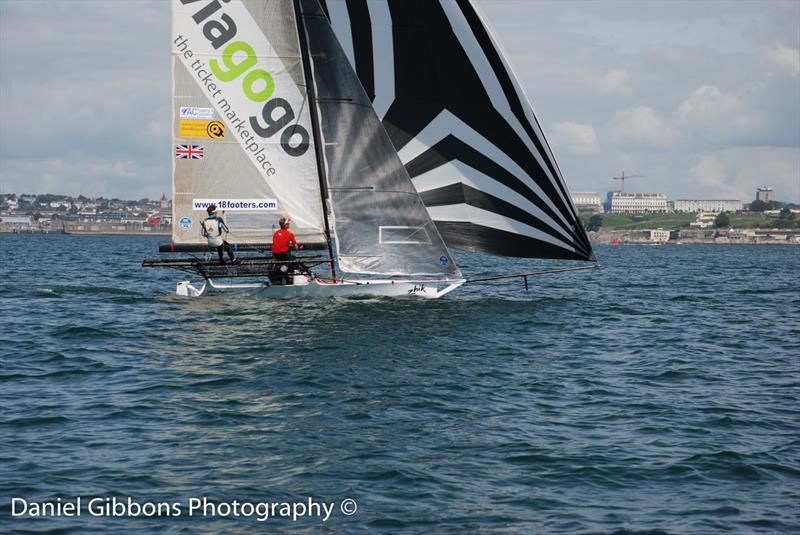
left=610, top=192, right=668, bottom=213
left=570, top=192, right=602, bottom=213
left=0, top=216, right=33, bottom=230
left=650, top=229, right=670, bottom=243
left=756, top=187, right=774, bottom=202
left=158, top=194, right=172, bottom=221
left=62, top=220, right=171, bottom=235
left=674, top=199, right=742, bottom=213
left=104, top=210, right=128, bottom=220
left=690, top=212, right=718, bottom=228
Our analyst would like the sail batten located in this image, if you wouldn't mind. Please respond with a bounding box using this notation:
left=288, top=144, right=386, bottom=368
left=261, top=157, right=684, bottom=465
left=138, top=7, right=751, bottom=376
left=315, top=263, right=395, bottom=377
left=318, top=0, right=594, bottom=261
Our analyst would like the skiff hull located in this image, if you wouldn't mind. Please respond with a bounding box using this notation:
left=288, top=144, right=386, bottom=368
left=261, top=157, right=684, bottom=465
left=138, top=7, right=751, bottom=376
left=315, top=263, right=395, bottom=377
left=176, top=277, right=465, bottom=299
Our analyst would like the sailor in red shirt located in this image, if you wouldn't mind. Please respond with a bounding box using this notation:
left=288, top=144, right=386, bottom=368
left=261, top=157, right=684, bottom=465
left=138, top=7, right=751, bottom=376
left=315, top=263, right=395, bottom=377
left=272, top=217, right=302, bottom=262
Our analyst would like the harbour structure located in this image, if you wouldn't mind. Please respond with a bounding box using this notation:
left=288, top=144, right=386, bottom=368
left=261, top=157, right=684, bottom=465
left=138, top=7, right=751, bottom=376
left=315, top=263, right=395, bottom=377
left=609, top=192, right=668, bottom=214
left=571, top=192, right=603, bottom=214
left=0, top=215, right=33, bottom=231
left=756, top=187, right=774, bottom=202
left=63, top=220, right=170, bottom=236
left=674, top=199, right=743, bottom=213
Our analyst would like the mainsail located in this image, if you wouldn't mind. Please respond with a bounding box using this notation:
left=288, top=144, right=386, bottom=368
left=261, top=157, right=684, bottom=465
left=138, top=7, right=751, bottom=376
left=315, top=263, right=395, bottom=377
left=297, top=0, right=460, bottom=276
left=317, top=0, right=594, bottom=261
left=171, top=0, right=326, bottom=246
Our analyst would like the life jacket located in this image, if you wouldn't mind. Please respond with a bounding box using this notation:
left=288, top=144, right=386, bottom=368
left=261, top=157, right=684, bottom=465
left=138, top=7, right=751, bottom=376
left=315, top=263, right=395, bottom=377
left=202, top=217, right=223, bottom=247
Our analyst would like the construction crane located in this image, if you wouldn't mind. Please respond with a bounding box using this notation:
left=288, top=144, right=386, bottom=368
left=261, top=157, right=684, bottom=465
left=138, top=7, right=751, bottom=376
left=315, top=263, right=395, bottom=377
left=612, top=171, right=645, bottom=193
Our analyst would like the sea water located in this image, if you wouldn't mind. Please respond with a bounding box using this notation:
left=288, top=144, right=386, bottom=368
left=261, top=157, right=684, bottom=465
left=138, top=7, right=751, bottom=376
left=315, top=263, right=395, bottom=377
left=1, top=234, right=798, bottom=533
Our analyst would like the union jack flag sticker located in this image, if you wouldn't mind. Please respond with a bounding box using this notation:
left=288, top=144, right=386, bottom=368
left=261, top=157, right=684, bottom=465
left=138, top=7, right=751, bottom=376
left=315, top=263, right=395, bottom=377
left=175, top=144, right=204, bottom=159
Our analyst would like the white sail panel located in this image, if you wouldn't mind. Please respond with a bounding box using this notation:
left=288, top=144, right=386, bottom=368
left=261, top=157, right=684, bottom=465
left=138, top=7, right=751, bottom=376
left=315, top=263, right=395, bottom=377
left=171, top=0, right=324, bottom=244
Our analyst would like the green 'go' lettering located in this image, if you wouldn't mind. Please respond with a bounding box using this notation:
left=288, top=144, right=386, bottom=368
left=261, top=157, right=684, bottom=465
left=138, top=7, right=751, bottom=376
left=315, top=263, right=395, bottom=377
left=243, top=69, right=275, bottom=102
left=210, top=41, right=256, bottom=82
left=210, top=40, right=274, bottom=103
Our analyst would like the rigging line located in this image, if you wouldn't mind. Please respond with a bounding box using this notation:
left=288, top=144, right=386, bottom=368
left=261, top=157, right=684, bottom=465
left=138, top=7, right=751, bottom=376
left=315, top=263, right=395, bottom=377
left=221, top=230, right=329, bottom=269
left=223, top=230, right=273, bottom=255
left=464, top=263, right=600, bottom=284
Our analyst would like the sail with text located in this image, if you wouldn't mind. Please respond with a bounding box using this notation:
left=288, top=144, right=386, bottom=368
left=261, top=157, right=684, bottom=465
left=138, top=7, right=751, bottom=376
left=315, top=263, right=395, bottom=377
left=317, top=0, right=593, bottom=260
left=171, top=0, right=326, bottom=246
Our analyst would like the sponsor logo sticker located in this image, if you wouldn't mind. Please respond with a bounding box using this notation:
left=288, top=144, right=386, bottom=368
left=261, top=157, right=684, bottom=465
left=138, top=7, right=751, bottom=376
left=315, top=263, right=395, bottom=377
left=439, top=255, right=449, bottom=267
left=175, top=145, right=204, bottom=159
left=179, top=120, right=224, bottom=139
left=192, top=198, right=278, bottom=212
left=179, top=217, right=192, bottom=230
left=179, top=106, right=215, bottom=119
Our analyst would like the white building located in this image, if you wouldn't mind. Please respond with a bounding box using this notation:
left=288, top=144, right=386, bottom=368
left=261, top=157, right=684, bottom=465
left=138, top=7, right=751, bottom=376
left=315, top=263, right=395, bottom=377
left=571, top=192, right=603, bottom=213
left=690, top=212, right=718, bottom=228
left=650, top=229, right=670, bottom=243
left=674, top=199, right=742, bottom=213
left=0, top=216, right=33, bottom=229
left=756, top=187, right=774, bottom=202
left=610, top=192, right=668, bottom=213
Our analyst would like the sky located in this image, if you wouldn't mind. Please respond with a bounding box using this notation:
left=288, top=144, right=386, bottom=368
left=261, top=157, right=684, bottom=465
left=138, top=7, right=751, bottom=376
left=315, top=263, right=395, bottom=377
left=0, top=0, right=798, bottom=203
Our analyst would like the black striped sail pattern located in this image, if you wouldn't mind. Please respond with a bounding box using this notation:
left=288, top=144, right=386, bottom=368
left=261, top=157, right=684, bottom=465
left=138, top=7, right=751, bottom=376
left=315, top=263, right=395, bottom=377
left=316, top=0, right=593, bottom=260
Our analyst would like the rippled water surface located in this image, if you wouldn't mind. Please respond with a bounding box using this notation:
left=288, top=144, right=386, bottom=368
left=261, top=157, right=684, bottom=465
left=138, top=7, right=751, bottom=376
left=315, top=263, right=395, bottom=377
left=1, top=234, right=798, bottom=533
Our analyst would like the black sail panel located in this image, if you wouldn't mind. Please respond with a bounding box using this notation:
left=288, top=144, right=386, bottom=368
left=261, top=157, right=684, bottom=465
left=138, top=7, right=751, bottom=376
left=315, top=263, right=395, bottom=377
left=317, top=0, right=593, bottom=260
left=297, top=0, right=461, bottom=277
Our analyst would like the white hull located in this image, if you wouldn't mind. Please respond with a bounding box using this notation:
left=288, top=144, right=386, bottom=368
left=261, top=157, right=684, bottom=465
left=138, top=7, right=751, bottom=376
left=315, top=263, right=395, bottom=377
left=176, top=276, right=465, bottom=299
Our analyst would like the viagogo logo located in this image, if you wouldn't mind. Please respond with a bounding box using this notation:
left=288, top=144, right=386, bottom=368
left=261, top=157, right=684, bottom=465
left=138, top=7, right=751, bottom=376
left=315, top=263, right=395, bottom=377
left=181, top=0, right=309, bottom=157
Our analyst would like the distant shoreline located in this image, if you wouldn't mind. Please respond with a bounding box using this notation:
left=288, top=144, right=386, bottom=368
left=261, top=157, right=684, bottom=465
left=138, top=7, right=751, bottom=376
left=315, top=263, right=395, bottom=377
left=590, top=239, right=798, bottom=246
left=1, top=229, right=170, bottom=237
left=3, top=229, right=797, bottom=246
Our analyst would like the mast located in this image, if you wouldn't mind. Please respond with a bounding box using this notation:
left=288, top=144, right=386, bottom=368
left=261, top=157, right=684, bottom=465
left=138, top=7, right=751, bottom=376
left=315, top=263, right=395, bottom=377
left=294, top=0, right=337, bottom=282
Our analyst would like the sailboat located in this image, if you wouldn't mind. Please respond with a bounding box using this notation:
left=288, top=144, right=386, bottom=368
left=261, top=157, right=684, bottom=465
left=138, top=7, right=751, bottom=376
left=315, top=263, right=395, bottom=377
left=143, top=0, right=595, bottom=298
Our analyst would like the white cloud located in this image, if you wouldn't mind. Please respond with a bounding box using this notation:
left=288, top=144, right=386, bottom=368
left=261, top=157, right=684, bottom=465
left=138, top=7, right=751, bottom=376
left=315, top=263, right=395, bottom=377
left=688, top=154, right=735, bottom=196
left=687, top=147, right=800, bottom=201
left=596, top=69, right=629, bottom=93
left=675, top=85, right=765, bottom=141
left=768, top=42, right=800, bottom=78
left=607, top=107, right=676, bottom=148
left=551, top=122, right=598, bottom=154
